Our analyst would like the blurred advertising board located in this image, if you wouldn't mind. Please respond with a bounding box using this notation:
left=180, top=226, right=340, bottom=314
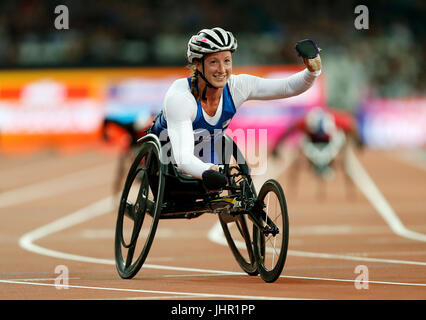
left=0, top=67, right=187, bottom=153
left=0, top=66, right=325, bottom=153
left=357, top=98, right=426, bottom=149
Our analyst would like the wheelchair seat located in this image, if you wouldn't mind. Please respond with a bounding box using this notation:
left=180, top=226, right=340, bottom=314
left=163, top=163, right=207, bottom=201
left=137, top=133, right=209, bottom=200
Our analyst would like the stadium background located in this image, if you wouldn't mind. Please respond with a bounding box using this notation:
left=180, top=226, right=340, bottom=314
left=0, top=0, right=425, bottom=302
left=0, top=0, right=424, bottom=152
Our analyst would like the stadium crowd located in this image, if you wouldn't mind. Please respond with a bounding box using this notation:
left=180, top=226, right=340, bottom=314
left=0, top=0, right=423, bottom=110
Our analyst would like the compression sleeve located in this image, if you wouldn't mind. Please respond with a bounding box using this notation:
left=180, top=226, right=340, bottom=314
left=230, top=69, right=321, bottom=107
left=163, top=91, right=213, bottom=179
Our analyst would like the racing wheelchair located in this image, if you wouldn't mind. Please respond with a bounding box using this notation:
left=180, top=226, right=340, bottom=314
left=114, top=132, right=289, bottom=283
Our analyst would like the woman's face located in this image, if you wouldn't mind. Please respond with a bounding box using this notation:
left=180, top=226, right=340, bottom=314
left=198, top=50, right=232, bottom=88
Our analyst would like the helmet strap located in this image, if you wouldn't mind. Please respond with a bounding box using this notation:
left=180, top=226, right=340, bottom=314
left=196, top=57, right=217, bottom=101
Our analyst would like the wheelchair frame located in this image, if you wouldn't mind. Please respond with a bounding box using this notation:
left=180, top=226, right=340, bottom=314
left=114, top=132, right=289, bottom=283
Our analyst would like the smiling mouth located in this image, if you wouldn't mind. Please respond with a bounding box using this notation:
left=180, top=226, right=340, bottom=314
left=213, top=75, right=226, bottom=80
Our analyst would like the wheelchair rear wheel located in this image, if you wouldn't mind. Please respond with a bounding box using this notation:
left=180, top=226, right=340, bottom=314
left=115, top=141, right=165, bottom=279
left=253, top=179, right=289, bottom=282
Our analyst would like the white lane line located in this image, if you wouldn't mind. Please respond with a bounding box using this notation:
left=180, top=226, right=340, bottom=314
left=346, top=147, right=426, bottom=242
left=282, top=275, right=426, bottom=287
left=0, top=280, right=299, bottom=300
left=208, top=221, right=426, bottom=266
left=0, top=162, right=114, bottom=208
left=18, top=195, right=243, bottom=274
left=2, top=271, right=425, bottom=291
left=19, top=196, right=117, bottom=264
left=272, top=145, right=426, bottom=242
left=18, top=190, right=426, bottom=290
left=288, top=250, right=426, bottom=266
left=291, top=224, right=393, bottom=235
left=344, top=250, right=426, bottom=257
left=5, top=277, right=81, bottom=282
left=16, top=146, right=426, bottom=296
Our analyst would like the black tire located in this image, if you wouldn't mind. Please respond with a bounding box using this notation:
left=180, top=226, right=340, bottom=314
left=218, top=136, right=258, bottom=276
left=253, top=179, right=289, bottom=283
left=219, top=213, right=258, bottom=275
left=115, top=141, right=164, bottom=279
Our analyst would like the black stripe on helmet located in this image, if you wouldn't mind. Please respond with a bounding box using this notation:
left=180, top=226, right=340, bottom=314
left=199, top=32, right=223, bottom=47
left=226, top=32, right=232, bottom=46
left=195, top=40, right=214, bottom=49
left=213, top=28, right=226, bottom=45
left=190, top=48, right=206, bottom=55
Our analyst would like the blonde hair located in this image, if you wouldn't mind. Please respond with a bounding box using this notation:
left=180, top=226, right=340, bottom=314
left=187, top=62, right=200, bottom=101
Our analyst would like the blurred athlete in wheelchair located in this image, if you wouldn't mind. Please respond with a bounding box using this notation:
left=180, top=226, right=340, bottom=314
left=102, top=112, right=156, bottom=196
left=272, top=105, right=363, bottom=195
left=149, top=27, right=322, bottom=189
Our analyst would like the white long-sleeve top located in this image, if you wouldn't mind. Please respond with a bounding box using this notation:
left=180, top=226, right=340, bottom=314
left=161, top=68, right=321, bottom=178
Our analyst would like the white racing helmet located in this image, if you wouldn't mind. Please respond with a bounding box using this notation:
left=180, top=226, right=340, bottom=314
left=306, top=107, right=337, bottom=136
left=187, top=27, right=238, bottom=63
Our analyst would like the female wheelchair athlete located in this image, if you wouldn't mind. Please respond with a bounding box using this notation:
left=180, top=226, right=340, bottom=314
left=114, top=132, right=289, bottom=283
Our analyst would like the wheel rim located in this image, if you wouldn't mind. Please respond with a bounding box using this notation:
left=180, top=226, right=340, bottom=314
left=219, top=213, right=257, bottom=275
left=253, top=180, right=289, bottom=282
left=115, top=142, right=163, bottom=278
left=261, top=190, right=284, bottom=271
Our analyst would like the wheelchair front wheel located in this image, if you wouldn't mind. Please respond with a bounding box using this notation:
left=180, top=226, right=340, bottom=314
left=218, top=136, right=258, bottom=276
left=219, top=214, right=258, bottom=276
left=253, top=179, right=289, bottom=283
left=114, top=141, right=164, bottom=279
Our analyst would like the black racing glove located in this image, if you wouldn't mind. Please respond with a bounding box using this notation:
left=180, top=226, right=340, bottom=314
left=295, top=39, right=321, bottom=59
left=202, top=170, right=228, bottom=190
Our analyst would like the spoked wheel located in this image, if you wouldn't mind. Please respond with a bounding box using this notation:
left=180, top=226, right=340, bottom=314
left=253, top=179, right=289, bottom=283
left=219, top=213, right=258, bottom=275
left=218, top=136, right=258, bottom=276
left=115, top=141, right=164, bottom=279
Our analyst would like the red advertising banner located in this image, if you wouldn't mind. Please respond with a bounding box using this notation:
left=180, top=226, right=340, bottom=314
left=0, top=66, right=325, bottom=154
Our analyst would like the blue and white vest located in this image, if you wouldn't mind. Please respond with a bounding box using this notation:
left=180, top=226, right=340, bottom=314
left=152, top=77, right=236, bottom=163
